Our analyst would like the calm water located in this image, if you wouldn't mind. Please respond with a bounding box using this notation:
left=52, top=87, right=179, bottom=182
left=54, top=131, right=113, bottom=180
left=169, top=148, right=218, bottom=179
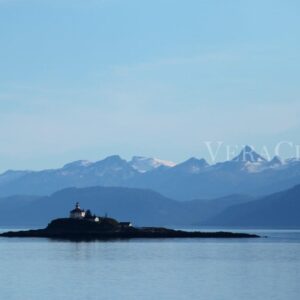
left=0, top=229, right=299, bottom=300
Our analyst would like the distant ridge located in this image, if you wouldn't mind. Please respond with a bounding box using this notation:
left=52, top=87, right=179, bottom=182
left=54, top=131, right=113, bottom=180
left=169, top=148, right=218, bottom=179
left=1, top=184, right=300, bottom=228
left=203, top=184, right=300, bottom=228
left=0, top=186, right=254, bottom=227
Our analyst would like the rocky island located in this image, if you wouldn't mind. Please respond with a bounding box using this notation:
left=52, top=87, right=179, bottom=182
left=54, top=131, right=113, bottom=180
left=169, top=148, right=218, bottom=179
left=0, top=202, right=259, bottom=240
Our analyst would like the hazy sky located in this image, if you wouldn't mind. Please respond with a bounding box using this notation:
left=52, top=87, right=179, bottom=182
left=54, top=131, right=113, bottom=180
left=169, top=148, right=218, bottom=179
left=0, top=0, right=300, bottom=171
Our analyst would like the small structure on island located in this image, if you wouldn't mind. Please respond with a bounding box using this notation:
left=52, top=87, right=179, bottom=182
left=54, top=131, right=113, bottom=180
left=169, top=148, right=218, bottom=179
left=70, top=203, right=99, bottom=222
left=69, top=203, right=132, bottom=225
left=119, top=222, right=132, bottom=229
left=84, top=209, right=100, bottom=223
left=69, top=202, right=86, bottom=219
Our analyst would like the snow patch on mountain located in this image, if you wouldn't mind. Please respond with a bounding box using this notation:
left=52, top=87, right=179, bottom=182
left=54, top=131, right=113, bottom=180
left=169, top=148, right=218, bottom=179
left=232, top=145, right=267, bottom=163
left=130, top=156, right=176, bottom=173
left=172, top=157, right=209, bottom=174
left=63, top=160, right=93, bottom=169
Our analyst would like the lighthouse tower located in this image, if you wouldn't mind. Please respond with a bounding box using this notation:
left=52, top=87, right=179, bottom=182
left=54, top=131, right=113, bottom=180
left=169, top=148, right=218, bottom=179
left=69, top=202, right=86, bottom=219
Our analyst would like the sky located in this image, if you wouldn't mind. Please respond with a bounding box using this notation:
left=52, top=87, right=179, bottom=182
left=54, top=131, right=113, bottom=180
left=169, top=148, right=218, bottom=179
left=0, top=0, right=300, bottom=171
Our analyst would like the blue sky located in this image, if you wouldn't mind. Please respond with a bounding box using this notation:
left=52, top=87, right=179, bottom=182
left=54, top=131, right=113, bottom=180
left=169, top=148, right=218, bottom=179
left=0, top=0, right=300, bottom=171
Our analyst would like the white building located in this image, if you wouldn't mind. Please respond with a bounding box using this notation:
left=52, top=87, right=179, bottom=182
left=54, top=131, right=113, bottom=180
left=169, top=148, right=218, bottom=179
left=70, top=202, right=86, bottom=219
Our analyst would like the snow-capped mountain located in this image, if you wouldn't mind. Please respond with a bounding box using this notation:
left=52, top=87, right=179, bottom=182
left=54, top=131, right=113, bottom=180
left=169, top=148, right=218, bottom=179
left=232, top=145, right=266, bottom=163
left=267, top=156, right=283, bottom=168
left=235, top=146, right=266, bottom=172
left=212, top=146, right=283, bottom=173
left=1, top=146, right=300, bottom=200
left=169, top=157, right=209, bottom=174
left=129, top=156, right=176, bottom=173
left=62, top=160, right=93, bottom=170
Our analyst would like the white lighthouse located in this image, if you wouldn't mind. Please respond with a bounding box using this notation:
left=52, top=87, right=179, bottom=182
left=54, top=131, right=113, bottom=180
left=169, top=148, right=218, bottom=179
left=69, top=202, right=86, bottom=219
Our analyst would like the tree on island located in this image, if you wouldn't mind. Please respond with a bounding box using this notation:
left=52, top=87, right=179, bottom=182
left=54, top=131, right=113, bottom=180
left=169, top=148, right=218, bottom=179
left=85, top=209, right=93, bottom=219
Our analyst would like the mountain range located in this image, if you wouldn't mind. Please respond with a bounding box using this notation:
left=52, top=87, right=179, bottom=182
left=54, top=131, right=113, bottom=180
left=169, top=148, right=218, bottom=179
left=1, top=146, right=300, bottom=200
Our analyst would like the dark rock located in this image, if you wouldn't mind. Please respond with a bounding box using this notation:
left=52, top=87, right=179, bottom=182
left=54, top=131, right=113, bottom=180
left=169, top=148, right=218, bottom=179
left=0, top=218, right=259, bottom=240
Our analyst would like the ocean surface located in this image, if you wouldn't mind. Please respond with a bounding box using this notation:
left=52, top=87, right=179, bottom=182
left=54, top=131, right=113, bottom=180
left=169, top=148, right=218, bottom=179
left=0, top=228, right=299, bottom=300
